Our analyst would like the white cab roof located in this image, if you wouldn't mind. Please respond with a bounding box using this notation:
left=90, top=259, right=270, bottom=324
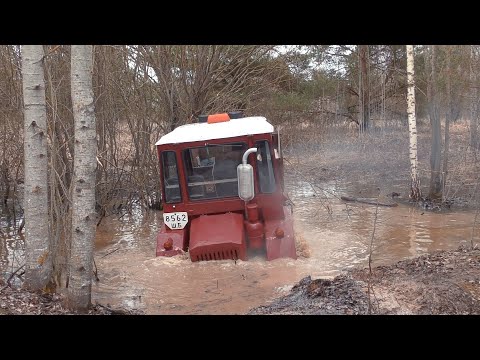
left=155, top=116, right=274, bottom=145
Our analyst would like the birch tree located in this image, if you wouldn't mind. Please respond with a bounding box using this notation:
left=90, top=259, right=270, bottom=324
left=68, top=45, right=96, bottom=311
left=406, top=45, right=421, bottom=201
left=21, top=45, right=52, bottom=290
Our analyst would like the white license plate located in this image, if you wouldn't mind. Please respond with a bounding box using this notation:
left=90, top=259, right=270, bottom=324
left=163, top=212, right=188, bottom=230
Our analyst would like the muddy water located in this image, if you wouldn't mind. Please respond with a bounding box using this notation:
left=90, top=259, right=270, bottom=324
left=1, top=179, right=477, bottom=314
left=91, top=179, right=479, bottom=314
left=0, top=212, right=24, bottom=288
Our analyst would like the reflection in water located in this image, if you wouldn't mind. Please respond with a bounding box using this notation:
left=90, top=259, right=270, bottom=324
left=2, top=177, right=479, bottom=314
left=0, top=209, right=25, bottom=286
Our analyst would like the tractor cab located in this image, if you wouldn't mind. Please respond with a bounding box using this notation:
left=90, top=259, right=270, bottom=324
left=155, top=112, right=297, bottom=262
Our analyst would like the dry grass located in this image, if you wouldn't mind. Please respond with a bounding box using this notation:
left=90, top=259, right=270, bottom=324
left=294, top=230, right=311, bottom=258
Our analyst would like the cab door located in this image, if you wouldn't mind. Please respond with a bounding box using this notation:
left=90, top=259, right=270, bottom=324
left=272, top=130, right=284, bottom=191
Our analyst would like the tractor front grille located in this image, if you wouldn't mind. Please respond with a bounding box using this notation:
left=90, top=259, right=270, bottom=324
left=194, top=249, right=239, bottom=262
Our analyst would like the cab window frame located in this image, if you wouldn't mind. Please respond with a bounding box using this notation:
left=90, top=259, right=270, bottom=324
left=161, top=150, right=182, bottom=204
left=255, top=140, right=276, bottom=194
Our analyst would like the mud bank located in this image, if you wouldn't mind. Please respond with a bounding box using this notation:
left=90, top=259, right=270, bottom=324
left=249, top=246, right=480, bottom=315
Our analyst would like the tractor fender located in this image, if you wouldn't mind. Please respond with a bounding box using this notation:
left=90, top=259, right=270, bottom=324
left=264, top=206, right=297, bottom=261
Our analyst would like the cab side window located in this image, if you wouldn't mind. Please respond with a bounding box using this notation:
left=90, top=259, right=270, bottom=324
left=255, top=141, right=276, bottom=193
left=162, top=151, right=181, bottom=203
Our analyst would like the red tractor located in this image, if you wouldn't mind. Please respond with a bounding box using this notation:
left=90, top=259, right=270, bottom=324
left=155, top=112, right=297, bottom=262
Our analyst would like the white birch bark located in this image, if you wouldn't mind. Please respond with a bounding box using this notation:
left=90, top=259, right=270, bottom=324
left=21, top=45, right=52, bottom=290
left=68, top=45, right=96, bottom=311
left=406, top=45, right=421, bottom=201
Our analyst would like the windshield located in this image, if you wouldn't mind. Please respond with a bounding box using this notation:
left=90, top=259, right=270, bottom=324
left=182, top=143, right=247, bottom=200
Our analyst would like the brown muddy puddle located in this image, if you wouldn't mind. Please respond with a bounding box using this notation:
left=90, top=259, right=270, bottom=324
left=90, top=179, right=479, bottom=314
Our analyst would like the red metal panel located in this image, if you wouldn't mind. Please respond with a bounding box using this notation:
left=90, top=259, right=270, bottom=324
left=156, top=223, right=187, bottom=257
left=264, top=206, right=297, bottom=261
left=256, top=192, right=286, bottom=221
left=163, top=197, right=245, bottom=217
left=245, top=220, right=264, bottom=250
left=189, top=212, right=246, bottom=262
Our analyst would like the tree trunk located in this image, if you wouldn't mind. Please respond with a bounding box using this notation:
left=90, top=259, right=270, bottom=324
left=406, top=45, right=421, bottom=201
left=358, top=45, right=370, bottom=132
left=470, top=45, right=478, bottom=150
left=68, top=45, right=96, bottom=312
left=443, top=46, right=452, bottom=200
left=428, top=45, right=442, bottom=199
left=21, top=45, right=52, bottom=290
